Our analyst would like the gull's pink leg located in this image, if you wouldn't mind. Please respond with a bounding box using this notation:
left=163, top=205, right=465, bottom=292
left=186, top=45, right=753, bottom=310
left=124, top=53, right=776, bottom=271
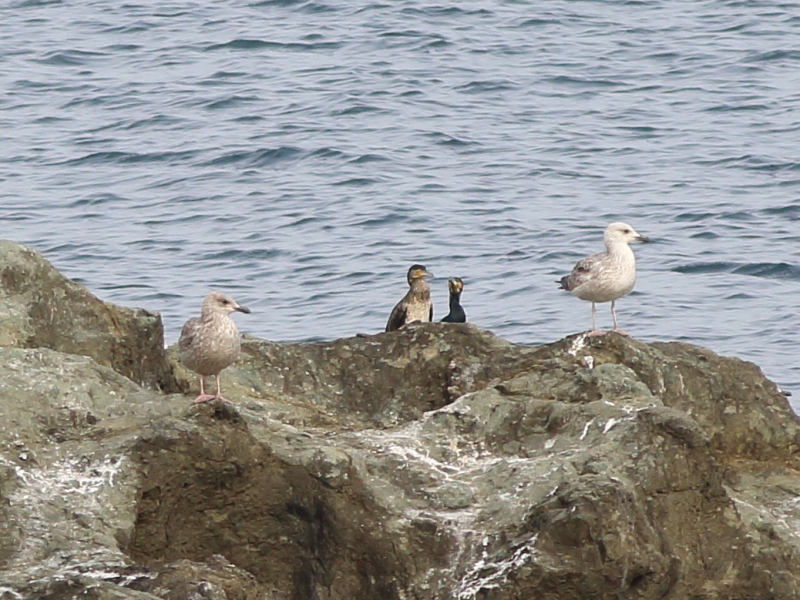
left=213, top=374, right=234, bottom=405
left=192, top=376, right=216, bottom=404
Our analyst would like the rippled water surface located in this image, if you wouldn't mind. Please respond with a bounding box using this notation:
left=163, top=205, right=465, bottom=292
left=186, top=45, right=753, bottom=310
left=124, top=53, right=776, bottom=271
left=2, top=0, right=800, bottom=406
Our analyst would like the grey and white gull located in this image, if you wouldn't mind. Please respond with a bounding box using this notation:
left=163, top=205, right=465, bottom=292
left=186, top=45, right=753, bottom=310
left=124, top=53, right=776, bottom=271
left=557, top=222, right=649, bottom=336
left=179, top=291, right=251, bottom=403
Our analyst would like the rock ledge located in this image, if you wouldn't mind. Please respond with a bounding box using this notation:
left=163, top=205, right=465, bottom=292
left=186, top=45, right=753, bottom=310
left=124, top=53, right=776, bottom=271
left=1, top=240, right=799, bottom=600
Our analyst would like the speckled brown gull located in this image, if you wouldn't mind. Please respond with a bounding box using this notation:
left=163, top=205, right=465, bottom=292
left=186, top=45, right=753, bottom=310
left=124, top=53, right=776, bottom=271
left=557, top=222, right=649, bottom=336
left=178, top=291, right=251, bottom=404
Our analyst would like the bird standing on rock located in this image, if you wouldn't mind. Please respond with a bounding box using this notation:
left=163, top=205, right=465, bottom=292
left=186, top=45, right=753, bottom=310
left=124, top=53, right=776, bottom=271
left=386, top=264, right=434, bottom=332
left=179, top=291, right=251, bottom=404
left=558, top=222, right=649, bottom=336
left=441, top=277, right=466, bottom=323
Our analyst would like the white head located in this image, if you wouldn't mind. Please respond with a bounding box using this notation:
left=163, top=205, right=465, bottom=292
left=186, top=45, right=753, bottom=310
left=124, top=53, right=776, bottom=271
left=200, top=292, right=251, bottom=316
left=604, top=222, right=649, bottom=246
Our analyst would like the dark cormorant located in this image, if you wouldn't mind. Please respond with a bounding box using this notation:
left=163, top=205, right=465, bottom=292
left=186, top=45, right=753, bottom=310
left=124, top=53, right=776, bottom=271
left=440, top=277, right=466, bottom=323
left=385, top=264, right=434, bottom=332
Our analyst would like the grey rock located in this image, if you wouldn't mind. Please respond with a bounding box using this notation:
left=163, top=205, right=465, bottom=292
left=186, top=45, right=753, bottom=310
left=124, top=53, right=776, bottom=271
left=0, top=240, right=175, bottom=391
left=1, top=253, right=800, bottom=599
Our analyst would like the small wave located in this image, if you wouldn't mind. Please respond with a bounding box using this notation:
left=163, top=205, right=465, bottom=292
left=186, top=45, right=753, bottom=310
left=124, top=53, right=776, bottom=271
left=207, top=70, right=248, bottom=80
left=333, top=104, right=387, bottom=116
left=675, top=212, right=716, bottom=222
left=56, top=150, right=199, bottom=166
left=143, top=214, right=207, bottom=226
left=332, top=177, right=379, bottom=187
left=277, top=216, right=322, bottom=229
left=426, top=132, right=476, bottom=147
left=32, top=116, right=69, bottom=124
left=414, top=183, right=445, bottom=192
left=202, top=147, right=303, bottom=167
left=378, top=29, right=426, bottom=39
left=692, top=155, right=752, bottom=167
left=401, top=6, right=492, bottom=17
left=674, top=262, right=800, bottom=281
left=616, top=125, right=660, bottom=134
left=455, top=80, right=520, bottom=94
left=745, top=49, right=800, bottom=63
left=122, top=114, right=185, bottom=130
left=202, top=248, right=283, bottom=261
left=423, top=39, right=451, bottom=49
left=101, top=23, right=152, bottom=34
left=12, top=79, right=54, bottom=90
left=732, top=263, right=800, bottom=280
left=249, top=0, right=306, bottom=6
left=349, top=154, right=389, bottom=164
left=35, top=49, right=105, bottom=66
left=205, top=39, right=341, bottom=52
left=67, top=194, right=126, bottom=207
left=761, top=204, right=800, bottom=219
left=703, top=103, right=771, bottom=113
left=232, top=115, right=265, bottom=123
left=308, top=147, right=346, bottom=159
left=546, top=75, right=624, bottom=88
left=689, top=231, right=720, bottom=240
left=102, top=282, right=153, bottom=290
left=249, top=0, right=332, bottom=9
left=694, top=154, right=800, bottom=173
left=515, top=17, right=558, bottom=28
left=10, top=0, right=62, bottom=6
left=719, top=211, right=757, bottom=221
left=353, top=213, right=410, bottom=226
left=203, top=95, right=259, bottom=109
left=673, top=262, right=739, bottom=275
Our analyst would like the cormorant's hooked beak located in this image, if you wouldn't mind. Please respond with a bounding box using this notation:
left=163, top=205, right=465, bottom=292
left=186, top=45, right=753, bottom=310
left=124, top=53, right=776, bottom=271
left=422, top=269, right=434, bottom=279
left=235, top=305, right=251, bottom=314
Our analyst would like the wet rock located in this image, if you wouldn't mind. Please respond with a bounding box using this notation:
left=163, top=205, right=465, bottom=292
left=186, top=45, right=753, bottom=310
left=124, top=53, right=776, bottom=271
left=0, top=240, right=175, bottom=390
left=1, top=278, right=800, bottom=600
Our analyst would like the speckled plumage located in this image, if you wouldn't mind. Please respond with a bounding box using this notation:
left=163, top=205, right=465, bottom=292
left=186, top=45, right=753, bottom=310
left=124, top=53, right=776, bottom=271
left=386, top=265, right=434, bottom=332
left=179, top=292, right=250, bottom=403
left=558, top=222, right=649, bottom=335
left=441, top=277, right=466, bottom=323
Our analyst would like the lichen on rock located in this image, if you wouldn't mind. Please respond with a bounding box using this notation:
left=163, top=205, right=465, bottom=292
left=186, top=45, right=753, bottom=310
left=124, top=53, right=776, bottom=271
left=1, top=243, right=800, bottom=599
left=0, top=240, right=175, bottom=391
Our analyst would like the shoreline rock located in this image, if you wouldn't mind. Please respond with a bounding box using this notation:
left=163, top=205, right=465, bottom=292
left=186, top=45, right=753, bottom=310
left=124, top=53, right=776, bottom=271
left=0, top=240, right=176, bottom=391
left=1, top=239, right=800, bottom=599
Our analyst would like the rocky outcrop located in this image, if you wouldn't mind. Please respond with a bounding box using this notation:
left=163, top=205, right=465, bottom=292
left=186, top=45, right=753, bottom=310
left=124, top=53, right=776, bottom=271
left=0, top=240, right=175, bottom=390
left=1, top=242, right=800, bottom=600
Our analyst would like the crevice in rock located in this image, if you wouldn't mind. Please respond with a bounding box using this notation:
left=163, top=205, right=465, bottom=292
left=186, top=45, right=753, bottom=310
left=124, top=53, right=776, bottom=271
left=124, top=411, right=404, bottom=599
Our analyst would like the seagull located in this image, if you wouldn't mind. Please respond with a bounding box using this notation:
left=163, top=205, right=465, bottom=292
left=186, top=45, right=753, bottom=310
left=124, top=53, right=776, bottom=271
left=557, top=222, right=649, bottom=336
left=178, top=292, right=251, bottom=403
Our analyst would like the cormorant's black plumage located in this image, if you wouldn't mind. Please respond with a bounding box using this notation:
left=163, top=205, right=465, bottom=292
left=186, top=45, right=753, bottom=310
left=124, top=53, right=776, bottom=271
left=441, top=277, right=466, bottom=323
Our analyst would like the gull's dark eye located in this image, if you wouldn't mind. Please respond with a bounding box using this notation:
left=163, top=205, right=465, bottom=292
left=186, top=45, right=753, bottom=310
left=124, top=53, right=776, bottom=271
left=624, top=229, right=631, bottom=233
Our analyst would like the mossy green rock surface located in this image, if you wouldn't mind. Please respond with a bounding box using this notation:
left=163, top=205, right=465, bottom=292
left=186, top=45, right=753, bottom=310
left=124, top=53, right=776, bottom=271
left=1, top=240, right=800, bottom=599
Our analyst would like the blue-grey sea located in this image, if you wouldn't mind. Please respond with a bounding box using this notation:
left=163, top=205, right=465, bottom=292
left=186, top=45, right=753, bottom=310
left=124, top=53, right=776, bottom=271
left=2, top=0, right=800, bottom=407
